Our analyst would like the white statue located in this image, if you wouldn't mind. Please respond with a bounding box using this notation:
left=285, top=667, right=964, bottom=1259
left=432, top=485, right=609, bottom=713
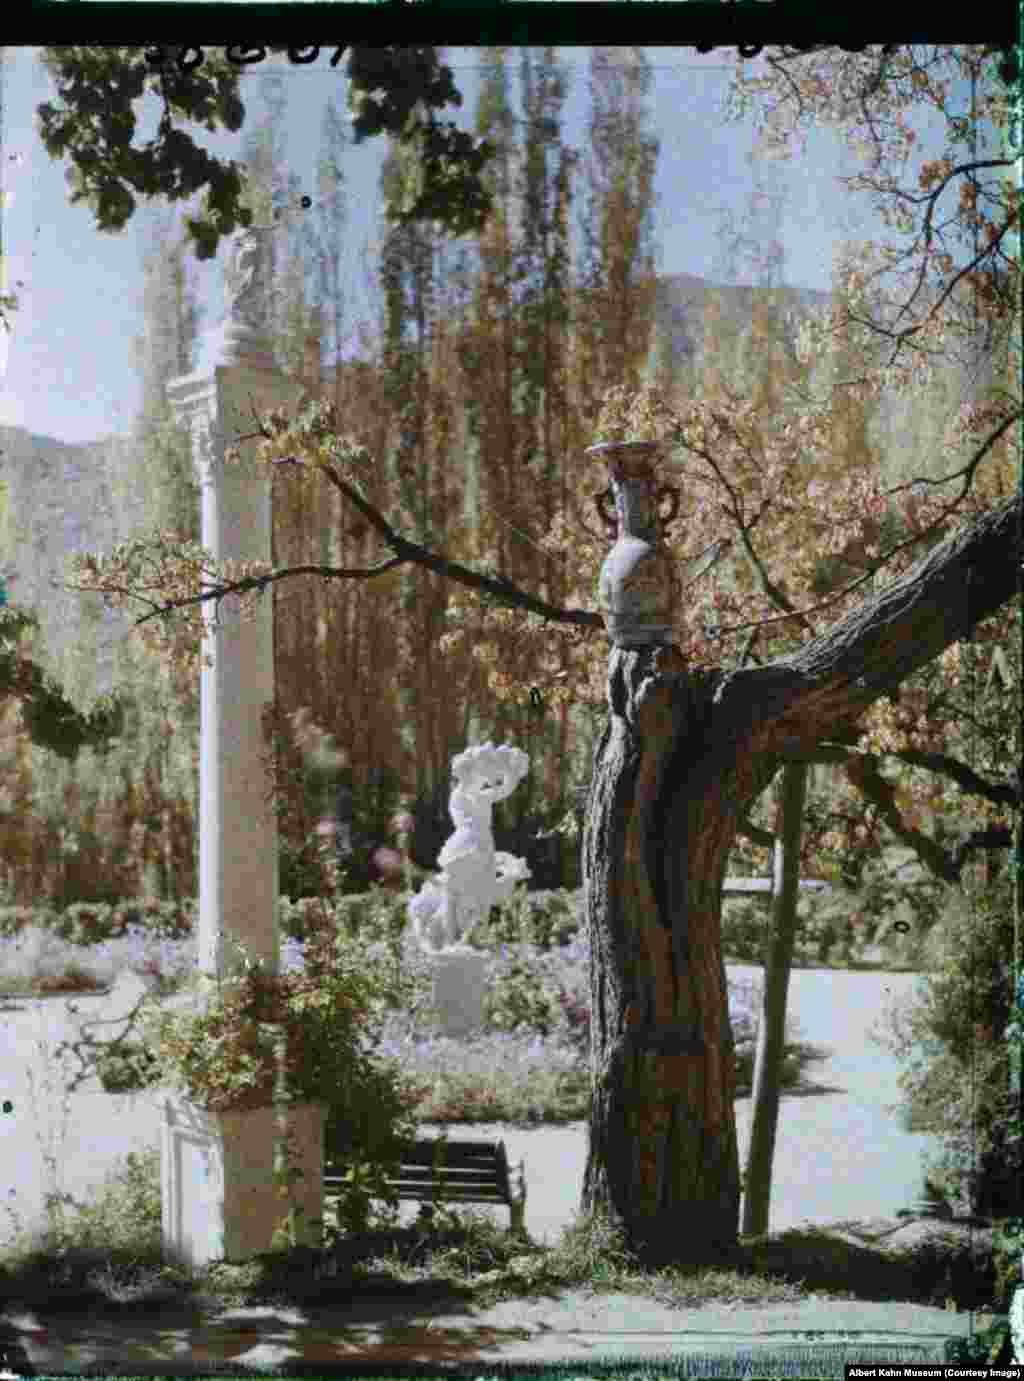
left=223, top=225, right=273, bottom=332
left=408, top=742, right=531, bottom=954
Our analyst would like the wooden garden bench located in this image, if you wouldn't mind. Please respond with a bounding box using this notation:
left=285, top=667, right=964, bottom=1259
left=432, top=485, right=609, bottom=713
left=323, top=1136, right=527, bottom=1235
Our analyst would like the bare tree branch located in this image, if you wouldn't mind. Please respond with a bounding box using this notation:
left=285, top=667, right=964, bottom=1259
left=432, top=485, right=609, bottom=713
left=714, top=490, right=1020, bottom=756
left=730, top=45, right=1019, bottom=373
left=798, top=741, right=1019, bottom=816
left=60, top=443, right=604, bottom=635
left=736, top=729, right=1019, bottom=885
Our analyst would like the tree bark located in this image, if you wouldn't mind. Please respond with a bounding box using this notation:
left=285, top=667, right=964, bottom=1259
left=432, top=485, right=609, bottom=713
left=741, top=759, right=809, bottom=1238
left=581, top=645, right=776, bottom=1267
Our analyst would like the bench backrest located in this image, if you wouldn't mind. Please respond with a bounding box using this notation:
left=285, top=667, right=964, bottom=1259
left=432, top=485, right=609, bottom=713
left=325, top=1138, right=514, bottom=1203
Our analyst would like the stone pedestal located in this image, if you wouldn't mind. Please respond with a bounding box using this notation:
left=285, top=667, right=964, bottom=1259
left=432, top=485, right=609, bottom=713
left=425, top=948, right=488, bottom=1038
left=162, top=1094, right=326, bottom=1268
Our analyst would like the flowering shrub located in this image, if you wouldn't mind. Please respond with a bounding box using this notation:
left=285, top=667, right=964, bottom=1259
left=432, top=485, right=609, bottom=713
left=719, top=900, right=766, bottom=963
left=464, top=887, right=581, bottom=954
left=554, top=986, right=591, bottom=1061
left=869, top=862, right=1021, bottom=1227
left=483, top=950, right=566, bottom=1038
left=370, top=846, right=405, bottom=888
left=129, top=917, right=436, bottom=1240
left=93, top=1038, right=163, bottom=1094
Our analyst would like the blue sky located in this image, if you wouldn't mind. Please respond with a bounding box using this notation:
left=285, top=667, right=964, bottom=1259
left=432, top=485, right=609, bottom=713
left=0, top=45, right=1003, bottom=444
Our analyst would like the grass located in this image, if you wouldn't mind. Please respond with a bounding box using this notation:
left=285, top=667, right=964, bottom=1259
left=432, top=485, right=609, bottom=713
left=0, top=886, right=977, bottom=1329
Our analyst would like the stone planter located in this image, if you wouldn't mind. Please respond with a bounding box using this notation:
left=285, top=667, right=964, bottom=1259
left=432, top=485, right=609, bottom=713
left=162, top=1092, right=326, bottom=1269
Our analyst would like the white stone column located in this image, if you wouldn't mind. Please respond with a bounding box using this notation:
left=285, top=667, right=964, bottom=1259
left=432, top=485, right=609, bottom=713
left=163, top=226, right=325, bottom=1269
left=167, top=359, right=291, bottom=988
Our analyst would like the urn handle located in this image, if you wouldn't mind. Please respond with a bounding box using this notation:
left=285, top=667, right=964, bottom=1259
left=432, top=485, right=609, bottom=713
left=656, top=486, right=680, bottom=527
left=595, top=484, right=680, bottom=539
left=594, top=487, right=618, bottom=539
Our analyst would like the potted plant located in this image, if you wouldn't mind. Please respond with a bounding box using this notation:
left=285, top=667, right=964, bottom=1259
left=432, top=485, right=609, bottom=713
left=133, top=918, right=434, bottom=1250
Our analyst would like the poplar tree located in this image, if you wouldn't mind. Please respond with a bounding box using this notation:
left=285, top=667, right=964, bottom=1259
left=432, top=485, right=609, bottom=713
left=573, top=48, right=659, bottom=433
left=451, top=49, right=581, bottom=861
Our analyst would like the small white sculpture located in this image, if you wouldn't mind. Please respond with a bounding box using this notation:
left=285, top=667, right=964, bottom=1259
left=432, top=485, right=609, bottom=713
left=223, top=225, right=273, bottom=332
left=408, top=742, right=531, bottom=954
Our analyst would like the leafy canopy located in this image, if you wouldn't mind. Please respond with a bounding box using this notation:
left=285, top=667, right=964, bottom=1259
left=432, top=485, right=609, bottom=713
left=34, top=45, right=494, bottom=263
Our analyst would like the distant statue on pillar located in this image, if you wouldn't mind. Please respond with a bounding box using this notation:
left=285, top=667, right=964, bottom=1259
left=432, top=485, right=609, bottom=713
left=199, top=223, right=276, bottom=373
left=223, top=225, right=274, bottom=334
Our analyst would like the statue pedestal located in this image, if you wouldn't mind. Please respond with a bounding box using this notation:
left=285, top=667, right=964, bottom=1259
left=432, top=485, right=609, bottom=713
left=424, top=948, right=489, bottom=1038
left=162, top=1094, right=326, bottom=1269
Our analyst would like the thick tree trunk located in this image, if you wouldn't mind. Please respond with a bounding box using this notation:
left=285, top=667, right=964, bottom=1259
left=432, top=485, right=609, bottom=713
left=741, top=759, right=809, bottom=1237
left=570, top=496, right=1019, bottom=1270
left=581, top=643, right=782, bottom=1268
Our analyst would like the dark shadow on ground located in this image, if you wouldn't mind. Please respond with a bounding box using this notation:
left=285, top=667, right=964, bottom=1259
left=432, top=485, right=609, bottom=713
left=1, top=1212, right=1007, bottom=1325
left=719, top=1230, right=1006, bottom=1314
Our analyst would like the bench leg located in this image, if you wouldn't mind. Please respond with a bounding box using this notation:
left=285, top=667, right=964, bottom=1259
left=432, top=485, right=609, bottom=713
left=510, top=1158, right=527, bottom=1237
